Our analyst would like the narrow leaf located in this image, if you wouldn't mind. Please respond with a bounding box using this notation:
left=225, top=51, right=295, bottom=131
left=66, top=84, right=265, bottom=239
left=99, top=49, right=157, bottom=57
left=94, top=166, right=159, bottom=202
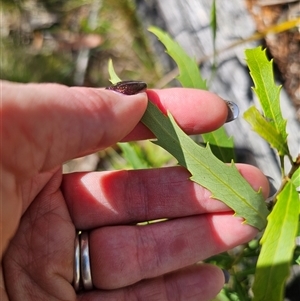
left=209, top=0, right=218, bottom=73
left=245, top=47, right=289, bottom=155
left=149, top=26, right=207, bottom=89
left=244, top=106, right=289, bottom=155
left=141, top=101, right=268, bottom=230
left=118, top=142, right=149, bottom=169
left=108, top=59, right=121, bottom=84
left=210, top=0, right=217, bottom=43
left=253, top=181, right=299, bottom=300
left=149, top=26, right=235, bottom=161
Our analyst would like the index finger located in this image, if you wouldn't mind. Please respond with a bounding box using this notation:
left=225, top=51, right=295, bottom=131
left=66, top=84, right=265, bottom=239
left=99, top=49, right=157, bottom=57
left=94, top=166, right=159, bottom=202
left=124, top=88, right=229, bottom=141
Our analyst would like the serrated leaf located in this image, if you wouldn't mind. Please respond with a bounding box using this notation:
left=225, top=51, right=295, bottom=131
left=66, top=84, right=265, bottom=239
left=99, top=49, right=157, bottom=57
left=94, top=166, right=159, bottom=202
left=149, top=26, right=207, bottom=89
left=141, top=101, right=268, bottom=230
left=149, top=26, right=235, bottom=161
left=252, top=181, right=299, bottom=301
left=245, top=47, right=289, bottom=155
left=244, top=106, right=289, bottom=155
left=108, top=59, right=121, bottom=84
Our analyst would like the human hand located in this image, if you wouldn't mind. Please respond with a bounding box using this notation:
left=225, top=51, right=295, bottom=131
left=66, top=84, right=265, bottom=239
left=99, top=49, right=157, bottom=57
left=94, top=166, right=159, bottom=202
left=1, top=81, right=269, bottom=301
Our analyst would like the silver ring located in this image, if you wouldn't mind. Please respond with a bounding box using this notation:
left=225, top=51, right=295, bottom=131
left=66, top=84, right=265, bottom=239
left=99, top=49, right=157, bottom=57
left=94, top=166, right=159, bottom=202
left=73, top=233, right=80, bottom=292
left=73, top=231, right=93, bottom=292
left=80, top=231, right=93, bottom=290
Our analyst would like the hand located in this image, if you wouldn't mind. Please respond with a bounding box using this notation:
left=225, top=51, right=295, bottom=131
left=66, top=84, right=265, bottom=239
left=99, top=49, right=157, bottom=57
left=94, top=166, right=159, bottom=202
left=1, top=81, right=269, bottom=301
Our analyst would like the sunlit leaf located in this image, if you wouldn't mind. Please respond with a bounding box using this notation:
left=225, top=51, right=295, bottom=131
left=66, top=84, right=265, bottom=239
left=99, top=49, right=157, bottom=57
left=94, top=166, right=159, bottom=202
left=291, top=167, right=300, bottom=190
left=108, top=58, right=121, bottom=84
left=252, top=181, right=299, bottom=300
left=244, top=106, right=289, bottom=155
left=149, top=26, right=235, bottom=162
left=244, top=47, right=289, bottom=156
left=148, top=26, right=206, bottom=89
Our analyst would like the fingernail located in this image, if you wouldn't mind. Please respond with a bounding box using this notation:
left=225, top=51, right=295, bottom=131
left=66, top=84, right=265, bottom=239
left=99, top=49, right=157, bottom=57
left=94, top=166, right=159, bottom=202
left=105, top=81, right=147, bottom=95
left=225, top=101, right=239, bottom=123
left=222, top=269, right=230, bottom=283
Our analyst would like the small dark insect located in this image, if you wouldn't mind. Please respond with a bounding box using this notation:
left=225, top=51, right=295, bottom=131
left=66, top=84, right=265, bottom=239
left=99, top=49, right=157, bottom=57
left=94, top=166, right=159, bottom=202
left=105, top=80, right=147, bottom=95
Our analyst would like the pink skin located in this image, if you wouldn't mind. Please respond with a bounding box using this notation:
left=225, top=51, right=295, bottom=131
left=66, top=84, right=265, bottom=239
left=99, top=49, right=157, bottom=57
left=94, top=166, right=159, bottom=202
left=1, top=81, right=269, bottom=301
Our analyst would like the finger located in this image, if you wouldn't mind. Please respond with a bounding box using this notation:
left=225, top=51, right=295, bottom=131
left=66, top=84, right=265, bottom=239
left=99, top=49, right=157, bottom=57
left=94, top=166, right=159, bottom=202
left=2, top=81, right=147, bottom=177
left=88, top=213, right=254, bottom=289
left=78, top=264, right=224, bottom=301
left=62, top=164, right=270, bottom=229
left=124, top=88, right=229, bottom=141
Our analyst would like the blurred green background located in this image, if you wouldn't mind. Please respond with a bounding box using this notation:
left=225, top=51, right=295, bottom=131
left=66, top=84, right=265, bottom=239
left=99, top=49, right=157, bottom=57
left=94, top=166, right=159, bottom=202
left=1, top=0, right=161, bottom=87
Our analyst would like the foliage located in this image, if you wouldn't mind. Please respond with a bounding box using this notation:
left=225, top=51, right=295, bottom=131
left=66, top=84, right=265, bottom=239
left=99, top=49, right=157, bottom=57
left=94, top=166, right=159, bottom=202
left=147, top=27, right=207, bottom=90
left=0, top=0, right=160, bottom=86
left=149, top=27, right=299, bottom=300
left=148, top=26, right=235, bottom=163
left=118, top=28, right=299, bottom=301
left=149, top=28, right=300, bottom=300
left=244, top=48, right=289, bottom=158
left=244, top=47, right=299, bottom=301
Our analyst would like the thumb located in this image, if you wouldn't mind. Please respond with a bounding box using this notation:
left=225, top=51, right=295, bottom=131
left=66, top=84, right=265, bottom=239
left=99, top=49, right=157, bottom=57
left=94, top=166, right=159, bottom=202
left=2, top=81, right=147, bottom=178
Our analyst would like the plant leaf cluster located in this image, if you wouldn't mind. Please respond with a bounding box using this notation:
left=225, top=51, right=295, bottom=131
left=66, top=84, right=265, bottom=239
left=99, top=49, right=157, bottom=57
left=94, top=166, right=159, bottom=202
left=244, top=48, right=289, bottom=157
left=243, top=47, right=299, bottom=301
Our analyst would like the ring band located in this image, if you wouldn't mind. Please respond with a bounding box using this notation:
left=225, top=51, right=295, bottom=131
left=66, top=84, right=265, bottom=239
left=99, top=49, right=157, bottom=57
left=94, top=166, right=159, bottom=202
left=73, top=233, right=80, bottom=291
left=73, top=231, right=93, bottom=292
left=80, top=231, right=93, bottom=290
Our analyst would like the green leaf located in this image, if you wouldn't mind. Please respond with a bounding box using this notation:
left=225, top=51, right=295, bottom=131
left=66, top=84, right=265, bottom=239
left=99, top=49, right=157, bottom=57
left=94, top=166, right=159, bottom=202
left=291, top=167, right=300, bottom=189
left=117, top=142, right=149, bottom=169
left=141, top=101, right=269, bottom=230
left=118, top=141, right=174, bottom=169
left=149, top=26, right=235, bottom=161
left=108, top=58, right=121, bottom=84
left=148, top=26, right=207, bottom=89
left=210, top=0, right=217, bottom=48
left=209, top=0, right=218, bottom=74
left=139, top=141, right=174, bottom=168
left=252, top=180, right=299, bottom=301
left=244, top=106, right=289, bottom=155
left=202, top=129, right=235, bottom=163
left=244, top=47, right=289, bottom=155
